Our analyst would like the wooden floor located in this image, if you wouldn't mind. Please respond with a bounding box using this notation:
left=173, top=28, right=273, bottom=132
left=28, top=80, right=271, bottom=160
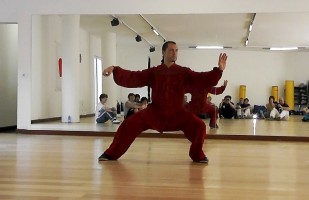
left=0, top=133, right=309, bottom=199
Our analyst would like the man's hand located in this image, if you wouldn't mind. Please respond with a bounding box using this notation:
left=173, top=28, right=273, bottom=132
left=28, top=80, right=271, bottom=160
left=103, top=66, right=115, bottom=77
left=218, top=53, right=227, bottom=71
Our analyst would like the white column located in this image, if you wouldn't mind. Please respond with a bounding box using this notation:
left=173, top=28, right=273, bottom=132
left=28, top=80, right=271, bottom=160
left=17, top=15, right=32, bottom=130
left=61, top=15, right=80, bottom=122
left=101, top=32, right=119, bottom=108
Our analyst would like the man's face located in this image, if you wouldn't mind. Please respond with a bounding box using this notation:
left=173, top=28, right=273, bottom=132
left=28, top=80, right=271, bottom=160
left=279, top=98, right=284, bottom=105
left=129, top=95, right=135, bottom=102
left=163, top=43, right=178, bottom=63
left=101, top=97, right=107, bottom=103
left=224, top=97, right=231, bottom=103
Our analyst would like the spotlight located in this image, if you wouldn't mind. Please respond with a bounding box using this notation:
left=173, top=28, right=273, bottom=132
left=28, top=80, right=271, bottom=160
left=149, top=46, right=155, bottom=52
left=135, top=35, right=142, bottom=42
left=111, top=18, right=119, bottom=26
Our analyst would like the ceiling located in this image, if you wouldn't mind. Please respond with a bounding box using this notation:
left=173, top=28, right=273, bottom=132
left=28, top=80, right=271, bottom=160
left=80, top=13, right=309, bottom=51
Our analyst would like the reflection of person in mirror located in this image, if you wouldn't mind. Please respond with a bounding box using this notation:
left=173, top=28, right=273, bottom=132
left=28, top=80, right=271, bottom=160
left=95, top=93, right=120, bottom=124
left=185, top=80, right=227, bottom=129
left=302, top=107, right=309, bottom=122
left=270, top=97, right=290, bottom=120
left=98, top=41, right=227, bottom=164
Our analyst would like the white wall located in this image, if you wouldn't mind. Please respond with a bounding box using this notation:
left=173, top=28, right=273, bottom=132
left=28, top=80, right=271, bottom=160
left=0, top=24, right=18, bottom=127
left=285, top=52, right=309, bottom=86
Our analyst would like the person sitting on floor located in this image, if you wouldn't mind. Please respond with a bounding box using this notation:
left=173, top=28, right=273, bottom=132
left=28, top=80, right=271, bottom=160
left=124, top=93, right=142, bottom=119
left=237, top=98, right=252, bottom=119
left=270, top=97, right=290, bottom=120
left=261, top=95, right=277, bottom=119
left=302, top=107, right=309, bottom=122
left=235, top=98, right=244, bottom=118
left=139, top=97, right=149, bottom=110
left=134, top=94, right=141, bottom=103
left=96, top=93, right=120, bottom=124
left=219, top=95, right=237, bottom=119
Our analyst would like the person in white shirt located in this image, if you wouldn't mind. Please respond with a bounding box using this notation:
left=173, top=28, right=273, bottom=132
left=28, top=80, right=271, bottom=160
left=96, top=93, right=120, bottom=124
left=270, top=97, right=290, bottom=120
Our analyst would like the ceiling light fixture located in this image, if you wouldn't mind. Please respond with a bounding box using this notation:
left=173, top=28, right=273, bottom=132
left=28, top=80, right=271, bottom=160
left=195, top=46, right=224, bottom=49
left=110, top=15, right=155, bottom=50
left=245, top=13, right=256, bottom=47
left=139, top=14, right=166, bottom=42
left=110, top=18, right=119, bottom=26
left=135, top=35, right=142, bottom=42
left=152, top=27, right=159, bottom=36
left=270, top=47, right=298, bottom=51
left=149, top=46, right=155, bottom=52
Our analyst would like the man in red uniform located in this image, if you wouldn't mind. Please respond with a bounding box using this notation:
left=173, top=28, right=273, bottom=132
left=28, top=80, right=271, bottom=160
left=99, top=41, right=227, bottom=163
left=185, top=80, right=227, bottom=129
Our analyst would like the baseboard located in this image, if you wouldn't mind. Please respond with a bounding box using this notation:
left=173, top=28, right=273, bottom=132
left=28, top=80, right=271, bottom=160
left=0, top=125, right=17, bottom=132
left=31, top=113, right=95, bottom=124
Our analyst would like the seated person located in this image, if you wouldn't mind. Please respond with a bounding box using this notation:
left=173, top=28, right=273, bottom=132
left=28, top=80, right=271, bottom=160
left=235, top=98, right=244, bottom=118
left=219, top=95, right=237, bottom=119
left=139, top=97, right=149, bottom=110
left=96, top=93, right=120, bottom=124
left=302, top=107, right=309, bottom=122
left=261, top=96, right=277, bottom=119
left=253, top=105, right=267, bottom=119
left=135, top=94, right=141, bottom=103
left=237, top=98, right=252, bottom=118
left=269, top=97, right=290, bottom=120
left=124, top=93, right=142, bottom=119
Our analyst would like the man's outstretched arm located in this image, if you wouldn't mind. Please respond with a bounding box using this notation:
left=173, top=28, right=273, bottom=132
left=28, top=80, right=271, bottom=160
left=103, top=66, right=151, bottom=88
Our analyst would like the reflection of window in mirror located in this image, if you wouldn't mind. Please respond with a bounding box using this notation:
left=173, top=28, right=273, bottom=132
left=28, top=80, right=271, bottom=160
left=94, top=57, right=103, bottom=108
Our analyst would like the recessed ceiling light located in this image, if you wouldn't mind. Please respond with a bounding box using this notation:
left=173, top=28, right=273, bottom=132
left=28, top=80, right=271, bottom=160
left=195, top=46, right=224, bottom=49
left=270, top=47, right=298, bottom=51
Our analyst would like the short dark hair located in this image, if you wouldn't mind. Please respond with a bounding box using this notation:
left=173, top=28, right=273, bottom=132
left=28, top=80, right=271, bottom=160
left=99, top=93, right=108, bottom=101
left=224, top=95, right=232, bottom=100
left=269, top=96, right=275, bottom=101
left=128, top=93, right=135, bottom=98
left=140, top=97, right=148, bottom=103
